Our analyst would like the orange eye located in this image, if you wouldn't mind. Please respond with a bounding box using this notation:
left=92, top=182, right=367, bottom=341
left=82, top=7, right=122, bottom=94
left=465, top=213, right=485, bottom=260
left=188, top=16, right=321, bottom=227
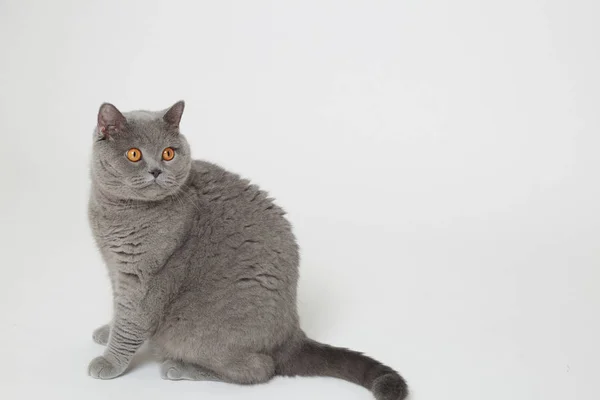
left=127, top=148, right=142, bottom=162
left=162, top=147, right=175, bottom=161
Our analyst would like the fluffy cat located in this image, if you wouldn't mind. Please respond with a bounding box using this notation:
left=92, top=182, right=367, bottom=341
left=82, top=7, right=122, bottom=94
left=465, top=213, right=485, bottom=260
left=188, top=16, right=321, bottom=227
left=87, top=101, right=408, bottom=400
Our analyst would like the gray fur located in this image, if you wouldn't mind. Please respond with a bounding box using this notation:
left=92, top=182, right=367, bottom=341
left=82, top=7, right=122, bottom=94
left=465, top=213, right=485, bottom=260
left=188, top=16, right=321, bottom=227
left=92, top=323, right=110, bottom=345
left=88, top=101, right=408, bottom=399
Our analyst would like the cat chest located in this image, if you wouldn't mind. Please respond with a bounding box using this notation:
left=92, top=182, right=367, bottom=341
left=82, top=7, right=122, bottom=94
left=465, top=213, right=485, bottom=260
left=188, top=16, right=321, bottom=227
left=92, top=208, right=184, bottom=273
left=99, top=221, right=152, bottom=267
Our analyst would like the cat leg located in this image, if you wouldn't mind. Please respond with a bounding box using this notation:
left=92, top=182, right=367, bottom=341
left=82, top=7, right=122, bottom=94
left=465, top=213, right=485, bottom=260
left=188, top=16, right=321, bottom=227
left=213, top=353, right=275, bottom=385
left=92, top=323, right=110, bottom=345
left=88, top=308, right=146, bottom=379
left=160, top=360, right=222, bottom=382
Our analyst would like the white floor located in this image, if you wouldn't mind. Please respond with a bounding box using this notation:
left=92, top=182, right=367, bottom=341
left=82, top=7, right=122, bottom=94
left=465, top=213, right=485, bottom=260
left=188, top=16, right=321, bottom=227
left=1, top=1, right=599, bottom=399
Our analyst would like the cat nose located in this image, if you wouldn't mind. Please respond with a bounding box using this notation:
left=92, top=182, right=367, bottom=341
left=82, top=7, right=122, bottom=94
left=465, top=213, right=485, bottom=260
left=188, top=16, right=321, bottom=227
left=149, top=169, right=162, bottom=178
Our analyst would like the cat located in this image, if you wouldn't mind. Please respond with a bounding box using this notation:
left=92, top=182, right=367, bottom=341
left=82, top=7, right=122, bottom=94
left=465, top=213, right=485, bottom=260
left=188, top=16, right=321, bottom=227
left=87, top=101, right=408, bottom=400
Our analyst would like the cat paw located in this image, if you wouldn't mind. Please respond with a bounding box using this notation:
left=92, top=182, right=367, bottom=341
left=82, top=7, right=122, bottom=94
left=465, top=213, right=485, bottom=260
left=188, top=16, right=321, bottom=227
left=92, top=324, right=110, bottom=345
left=160, top=360, right=184, bottom=380
left=88, top=356, right=125, bottom=379
left=160, top=360, right=221, bottom=382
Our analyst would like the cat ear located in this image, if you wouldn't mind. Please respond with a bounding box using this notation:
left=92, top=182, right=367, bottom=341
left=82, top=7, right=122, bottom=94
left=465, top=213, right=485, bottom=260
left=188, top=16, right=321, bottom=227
left=163, top=100, right=185, bottom=129
left=97, top=103, right=126, bottom=137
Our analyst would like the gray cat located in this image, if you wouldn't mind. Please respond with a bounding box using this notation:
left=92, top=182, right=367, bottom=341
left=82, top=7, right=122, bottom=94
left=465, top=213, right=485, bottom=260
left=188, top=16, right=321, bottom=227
left=88, top=101, right=408, bottom=400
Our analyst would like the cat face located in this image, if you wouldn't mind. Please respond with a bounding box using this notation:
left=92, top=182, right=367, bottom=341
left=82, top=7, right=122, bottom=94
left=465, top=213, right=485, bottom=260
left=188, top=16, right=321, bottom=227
left=91, top=101, right=192, bottom=201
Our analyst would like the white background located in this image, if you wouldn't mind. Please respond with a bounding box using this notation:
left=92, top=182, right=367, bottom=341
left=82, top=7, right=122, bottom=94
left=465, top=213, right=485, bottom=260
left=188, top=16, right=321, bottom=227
left=0, top=1, right=598, bottom=399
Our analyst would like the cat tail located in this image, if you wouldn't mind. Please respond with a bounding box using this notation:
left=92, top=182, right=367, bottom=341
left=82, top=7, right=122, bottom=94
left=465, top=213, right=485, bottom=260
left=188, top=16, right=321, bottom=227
left=275, top=338, right=408, bottom=400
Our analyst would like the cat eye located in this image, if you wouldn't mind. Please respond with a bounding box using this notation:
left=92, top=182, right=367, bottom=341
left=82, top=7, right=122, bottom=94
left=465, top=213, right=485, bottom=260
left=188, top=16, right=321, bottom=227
left=127, top=148, right=142, bottom=162
left=162, top=147, right=175, bottom=161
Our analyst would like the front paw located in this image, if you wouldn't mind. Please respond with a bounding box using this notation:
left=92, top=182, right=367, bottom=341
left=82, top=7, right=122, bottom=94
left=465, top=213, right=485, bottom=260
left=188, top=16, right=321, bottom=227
left=88, top=356, right=125, bottom=379
left=92, top=324, right=110, bottom=345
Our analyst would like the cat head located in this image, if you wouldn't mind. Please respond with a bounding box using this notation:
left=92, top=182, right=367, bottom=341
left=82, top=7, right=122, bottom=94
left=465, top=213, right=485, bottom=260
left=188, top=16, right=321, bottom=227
left=91, top=101, right=192, bottom=201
